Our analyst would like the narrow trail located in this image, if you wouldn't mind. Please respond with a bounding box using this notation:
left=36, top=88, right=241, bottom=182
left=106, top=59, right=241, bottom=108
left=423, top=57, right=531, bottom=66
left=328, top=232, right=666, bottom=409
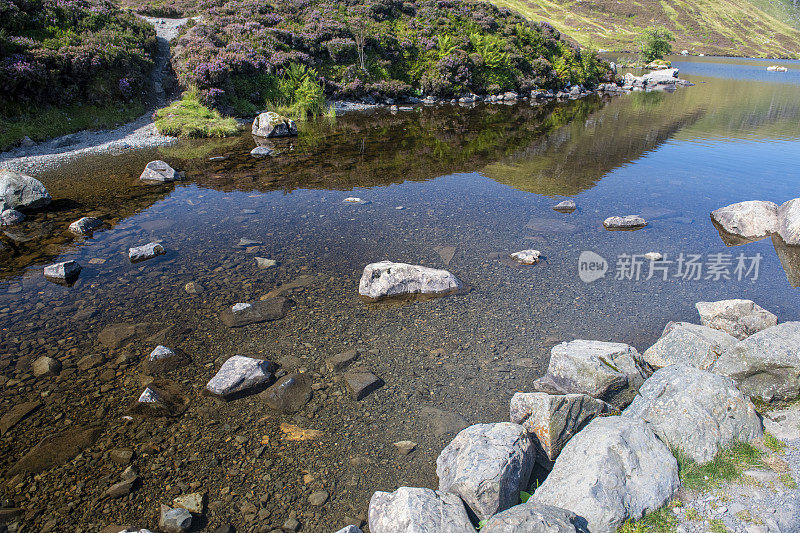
left=0, top=17, right=191, bottom=175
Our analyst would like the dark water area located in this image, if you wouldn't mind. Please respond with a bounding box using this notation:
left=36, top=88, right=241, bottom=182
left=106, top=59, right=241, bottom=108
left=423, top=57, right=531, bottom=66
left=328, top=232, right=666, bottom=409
left=1, top=57, right=800, bottom=531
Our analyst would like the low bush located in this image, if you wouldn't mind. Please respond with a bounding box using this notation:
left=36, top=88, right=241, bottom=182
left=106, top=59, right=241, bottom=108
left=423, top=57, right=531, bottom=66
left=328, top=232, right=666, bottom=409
left=172, top=0, right=612, bottom=115
left=638, top=27, right=675, bottom=63
left=154, top=89, right=239, bottom=137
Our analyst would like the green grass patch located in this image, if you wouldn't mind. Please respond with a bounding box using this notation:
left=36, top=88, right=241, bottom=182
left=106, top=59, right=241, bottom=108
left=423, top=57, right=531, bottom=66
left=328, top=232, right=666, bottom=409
left=618, top=504, right=679, bottom=533
left=675, top=442, right=765, bottom=491
left=763, top=431, right=786, bottom=453
left=780, top=473, right=798, bottom=489
left=0, top=102, right=144, bottom=152
left=709, top=518, right=729, bottom=533
left=154, top=90, right=239, bottom=138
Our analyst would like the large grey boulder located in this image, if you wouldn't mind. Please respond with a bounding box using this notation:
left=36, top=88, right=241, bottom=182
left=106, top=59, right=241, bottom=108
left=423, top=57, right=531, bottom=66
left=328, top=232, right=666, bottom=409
left=642, top=322, right=737, bottom=370
left=711, top=321, right=800, bottom=402
left=252, top=112, right=298, bottom=137
left=710, top=200, right=778, bottom=242
left=695, top=299, right=778, bottom=340
left=532, top=340, right=647, bottom=409
left=139, top=161, right=180, bottom=183
left=481, top=502, right=586, bottom=533
left=0, top=169, right=51, bottom=212
left=532, top=416, right=679, bottom=533
left=510, top=392, right=608, bottom=464
left=205, top=355, right=275, bottom=397
left=623, top=365, right=762, bottom=463
left=368, top=487, right=473, bottom=533
left=359, top=261, right=463, bottom=300
left=436, top=422, right=534, bottom=521
left=778, top=198, right=800, bottom=245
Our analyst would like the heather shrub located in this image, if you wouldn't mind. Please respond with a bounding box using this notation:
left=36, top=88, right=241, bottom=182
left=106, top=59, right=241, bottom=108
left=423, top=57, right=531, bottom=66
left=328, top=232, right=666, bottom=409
left=172, top=0, right=611, bottom=113
left=0, top=0, right=157, bottom=113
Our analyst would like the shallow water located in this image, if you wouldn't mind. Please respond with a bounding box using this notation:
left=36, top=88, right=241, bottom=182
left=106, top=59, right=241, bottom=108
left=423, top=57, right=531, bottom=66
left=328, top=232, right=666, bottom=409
left=1, top=57, right=799, bottom=531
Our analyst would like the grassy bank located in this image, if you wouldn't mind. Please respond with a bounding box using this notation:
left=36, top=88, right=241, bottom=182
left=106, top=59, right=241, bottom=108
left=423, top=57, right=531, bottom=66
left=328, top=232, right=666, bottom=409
left=154, top=90, right=239, bottom=138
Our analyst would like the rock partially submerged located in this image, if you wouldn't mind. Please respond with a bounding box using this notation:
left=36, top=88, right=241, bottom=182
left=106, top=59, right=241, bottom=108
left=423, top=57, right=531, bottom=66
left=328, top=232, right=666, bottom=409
left=624, top=365, right=762, bottom=463
left=711, top=321, right=800, bottom=402
left=219, top=297, right=290, bottom=327
left=43, top=260, right=82, bottom=285
left=710, top=200, right=778, bottom=243
left=252, top=111, right=298, bottom=137
left=68, top=216, right=104, bottom=237
left=205, top=355, right=275, bottom=397
left=532, top=416, right=679, bottom=533
left=143, top=345, right=188, bottom=374
left=603, top=215, right=647, bottom=230
left=695, top=299, right=778, bottom=340
left=552, top=200, right=577, bottom=213
left=359, top=261, right=464, bottom=300
left=368, top=487, right=473, bottom=533
left=532, top=340, right=647, bottom=409
left=642, top=322, right=737, bottom=370
left=481, top=502, right=586, bottom=533
left=260, top=373, right=312, bottom=413
left=0, top=209, right=25, bottom=226
left=139, top=160, right=180, bottom=183
left=777, top=197, right=800, bottom=245
left=436, top=422, right=534, bottom=520
left=510, top=250, right=541, bottom=265
left=129, top=242, right=165, bottom=263
left=0, top=168, right=52, bottom=212
left=510, top=392, right=608, bottom=464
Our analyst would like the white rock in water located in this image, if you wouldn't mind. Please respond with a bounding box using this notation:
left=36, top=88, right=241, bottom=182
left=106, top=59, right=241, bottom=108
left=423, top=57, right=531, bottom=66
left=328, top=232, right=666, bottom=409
left=644, top=252, right=662, bottom=261
left=255, top=257, right=277, bottom=269
left=149, top=345, right=175, bottom=362
left=623, top=364, right=762, bottom=463
left=436, top=422, right=535, bottom=520
left=510, top=249, right=541, bottom=264
left=642, top=322, right=737, bottom=370
left=368, top=486, right=473, bottom=532
left=695, top=299, right=778, bottom=340
left=252, top=112, right=298, bottom=137
left=603, top=215, right=647, bottom=229
left=0, top=169, right=52, bottom=212
left=139, top=160, right=180, bottom=183
left=711, top=200, right=778, bottom=241
left=250, top=146, right=275, bottom=157
left=232, top=302, right=252, bottom=312
left=552, top=199, right=577, bottom=212
left=43, top=260, right=82, bottom=284
left=138, top=387, right=162, bottom=403
left=710, top=321, right=800, bottom=402
left=359, top=261, right=463, bottom=300
left=68, top=216, right=103, bottom=236
left=129, top=242, right=165, bottom=262
left=343, top=197, right=368, bottom=204
left=778, top=198, right=800, bottom=245
left=205, top=355, right=274, bottom=396
left=0, top=209, right=25, bottom=226
left=532, top=416, right=679, bottom=533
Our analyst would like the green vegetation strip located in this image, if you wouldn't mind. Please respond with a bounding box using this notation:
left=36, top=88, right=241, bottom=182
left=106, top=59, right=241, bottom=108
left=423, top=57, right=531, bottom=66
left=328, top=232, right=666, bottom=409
left=154, top=91, right=239, bottom=138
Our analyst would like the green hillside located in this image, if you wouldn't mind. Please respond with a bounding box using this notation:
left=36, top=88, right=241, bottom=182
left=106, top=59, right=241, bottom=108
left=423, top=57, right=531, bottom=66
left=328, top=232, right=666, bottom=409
left=493, top=0, right=800, bottom=58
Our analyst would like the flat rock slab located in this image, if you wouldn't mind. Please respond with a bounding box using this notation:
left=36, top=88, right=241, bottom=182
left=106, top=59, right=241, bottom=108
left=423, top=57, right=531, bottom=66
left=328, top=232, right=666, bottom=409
left=0, top=168, right=52, bottom=212
left=205, top=355, right=275, bottom=397
left=368, top=487, right=473, bottom=533
left=695, top=299, right=778, bottom=340
left=260, top=373, right=312, bottom=413
left=344, top=371, right=383, bottom=400
left=326, top=349, right=359, bottom=372
left=9, top=426, right=102, bottom=475
left=44, top=260, right=81, bottom=285
left=532, top=339, right=647, bottom=409
left=532, top=416, right=679, bottom=533
left=128, top=242, right=165, bottom=263
left=219, top=297, right=290, bottom=327
left=140, top=160, right=180, bottom=183
left=711, top=321, right=800, bottom=402
left=603, top=215, right=647, bottom=230
left=359, top=261, right=463, bottom=300
left=0, top=400, right=41, bottom=435
left=711, top=200, right=778, bottom=242
left=482, top=502, right=585, bottom=533
left=642, top=321, right=737, bottom=370
left=624, top=364, right=762, bottom=463
left=510, top=392, right=608, bottom=464
left=98, top=322, right=153, bottom=349
left=437, top=422, right=535, bottom=520
left=420, top=407, right=469, bottom=437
